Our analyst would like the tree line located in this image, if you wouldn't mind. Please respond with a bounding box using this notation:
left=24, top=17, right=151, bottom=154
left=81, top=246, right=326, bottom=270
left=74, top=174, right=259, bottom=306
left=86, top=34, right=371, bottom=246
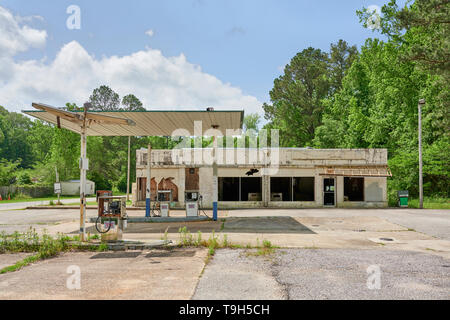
left=0, top=0, right=448, bottom=202
left=262, top=0, right=449, bottom=202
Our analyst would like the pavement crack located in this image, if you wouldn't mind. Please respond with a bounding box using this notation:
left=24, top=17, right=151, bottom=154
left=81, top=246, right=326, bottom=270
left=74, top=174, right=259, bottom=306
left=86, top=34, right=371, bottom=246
left=269, top=251, right=290, bottom=300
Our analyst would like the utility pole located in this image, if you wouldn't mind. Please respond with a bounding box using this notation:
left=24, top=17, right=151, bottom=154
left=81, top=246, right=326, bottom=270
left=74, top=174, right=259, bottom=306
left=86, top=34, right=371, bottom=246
left=418, top=99, right=425, bottom=209
left=126, top=136, right=131, bottom=202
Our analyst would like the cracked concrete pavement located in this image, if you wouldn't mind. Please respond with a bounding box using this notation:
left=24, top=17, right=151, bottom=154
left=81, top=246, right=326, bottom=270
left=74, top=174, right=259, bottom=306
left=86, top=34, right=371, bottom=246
left=0, top=207, right=449, bottom=300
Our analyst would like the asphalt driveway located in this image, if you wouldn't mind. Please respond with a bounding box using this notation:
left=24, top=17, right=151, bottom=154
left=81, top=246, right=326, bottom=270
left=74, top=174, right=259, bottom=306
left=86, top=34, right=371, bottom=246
left=193, top=248, right=450, bottom=300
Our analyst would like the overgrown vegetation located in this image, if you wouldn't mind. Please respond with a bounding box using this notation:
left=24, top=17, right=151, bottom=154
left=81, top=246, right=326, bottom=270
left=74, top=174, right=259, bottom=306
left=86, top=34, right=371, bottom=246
left=176, top=227, right=278, bottom=263
left=407, top=197, right=450, bottom=209
left=262, top=0, right=449, bottom=201
left=246, top=239, right=277, bottom=257
left=0, top=1, right=446, bottom=204
left=0, top=228, right=107, bottom=274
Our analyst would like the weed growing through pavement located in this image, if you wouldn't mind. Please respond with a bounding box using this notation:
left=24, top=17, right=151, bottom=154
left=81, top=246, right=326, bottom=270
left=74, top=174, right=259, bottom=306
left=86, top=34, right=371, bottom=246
left=160, top=226, right=169, bottom=244
left=176, top=227, right=279, bottom=264
left=246, top=239, right=277, bottom=257
left=0, top=228, right=109, bottom=274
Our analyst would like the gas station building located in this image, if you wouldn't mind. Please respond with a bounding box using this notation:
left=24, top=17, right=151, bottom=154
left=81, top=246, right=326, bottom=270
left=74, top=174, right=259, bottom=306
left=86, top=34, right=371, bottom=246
left=133, top=148, right=391, bottom=209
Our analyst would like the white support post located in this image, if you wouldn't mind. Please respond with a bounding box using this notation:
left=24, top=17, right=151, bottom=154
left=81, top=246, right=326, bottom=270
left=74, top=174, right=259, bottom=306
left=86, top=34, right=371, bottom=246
left=212, top=136, right=218, bottom=221
left=79, top=121, right=87, bottom=242
left=126, top=136, right=131, bottom=202
left=145, top=143, right=152, bottom=217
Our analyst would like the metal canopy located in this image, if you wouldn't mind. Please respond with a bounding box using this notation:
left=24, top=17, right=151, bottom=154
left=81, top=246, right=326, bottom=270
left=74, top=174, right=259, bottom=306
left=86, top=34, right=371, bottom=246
left=23, top=103, right=244, bottom=136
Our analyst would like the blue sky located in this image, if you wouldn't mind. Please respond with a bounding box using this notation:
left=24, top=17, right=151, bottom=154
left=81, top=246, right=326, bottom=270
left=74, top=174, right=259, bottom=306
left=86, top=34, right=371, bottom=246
left=0, top=0, right=390, bottom=113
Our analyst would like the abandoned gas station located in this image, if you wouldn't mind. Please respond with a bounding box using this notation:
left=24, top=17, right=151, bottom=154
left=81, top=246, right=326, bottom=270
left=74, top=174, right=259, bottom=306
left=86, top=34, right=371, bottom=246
left=23, top=103, right=391, bottom=240
left=133, top=147, right=391, bottom=209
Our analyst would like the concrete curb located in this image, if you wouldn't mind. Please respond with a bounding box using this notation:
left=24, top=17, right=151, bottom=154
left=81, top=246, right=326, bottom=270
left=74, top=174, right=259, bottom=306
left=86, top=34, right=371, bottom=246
left=73, top=239, right=173, bottom=251
left=26, top=206, right=146, bottom=210
left=89, top=216, right=211, bottom=223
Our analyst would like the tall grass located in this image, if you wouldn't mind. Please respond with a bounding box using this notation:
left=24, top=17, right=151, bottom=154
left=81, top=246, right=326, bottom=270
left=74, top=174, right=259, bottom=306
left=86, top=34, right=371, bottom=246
left=0, top=228, right=107, bottom=274
left=407, top=197, right=450, bottom=209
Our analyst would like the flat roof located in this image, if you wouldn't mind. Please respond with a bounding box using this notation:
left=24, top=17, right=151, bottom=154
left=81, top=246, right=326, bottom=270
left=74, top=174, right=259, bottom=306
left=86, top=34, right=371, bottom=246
left=23, top=107, right=244, bottom=136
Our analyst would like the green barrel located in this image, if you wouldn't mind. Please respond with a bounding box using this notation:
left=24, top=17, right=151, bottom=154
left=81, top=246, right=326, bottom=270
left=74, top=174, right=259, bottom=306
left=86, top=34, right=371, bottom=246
left=398, top=191, right=409, bottom=208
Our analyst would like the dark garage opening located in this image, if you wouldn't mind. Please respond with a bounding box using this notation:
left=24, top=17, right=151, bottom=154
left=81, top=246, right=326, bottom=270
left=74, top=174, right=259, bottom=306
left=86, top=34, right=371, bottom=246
left=218, top=177, right=240, bottom=201
left=344, top=177, right=364, bottom=201
left=241, top=177, right=262, bottom=201
left=293, top=177, right=315, bottom=201
left=270, top=177, right=291, bottom=201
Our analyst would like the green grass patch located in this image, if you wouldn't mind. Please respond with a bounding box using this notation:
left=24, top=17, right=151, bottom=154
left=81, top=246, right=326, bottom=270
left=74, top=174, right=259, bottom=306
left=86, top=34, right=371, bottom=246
left=407, top=197, right=450, bottom=209
left=0, top=254, right=41, bottom=274
left=175, top=227, right=280, bottom=263
left=246, top=239, right=277, bottom=257
left=0, top=195, right=82, bottom=204
left=0, top=228, right=110, bottom=274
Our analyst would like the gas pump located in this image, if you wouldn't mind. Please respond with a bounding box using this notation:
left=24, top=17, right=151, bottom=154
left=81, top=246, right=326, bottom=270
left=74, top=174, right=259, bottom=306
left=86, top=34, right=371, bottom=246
left=96, top=196, right=128, bottom=240
left=185, top=191, right=199, bottom=217
left=157, top=190, right=172, bottom=217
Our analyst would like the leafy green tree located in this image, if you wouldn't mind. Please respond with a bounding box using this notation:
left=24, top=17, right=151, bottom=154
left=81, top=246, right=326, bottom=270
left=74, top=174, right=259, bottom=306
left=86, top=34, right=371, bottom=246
left=0, top=159, right=20, bottom=185
left=329, top=40, right=359, bottom=93
left=47, top=123, right=80, bottom=183
left=243, top=113, right=260, bottom=132
left=17, top=171, right=32, bottom=185
left=263, top=47, right=331, bottom=147
left=122, top=94, right=145, bottom=111
left=0, top=106, right=34, bottom=168
left=313, top=0, right=449, bottom=198
left=88, top=85, right=121, bottom=111
left=358, top=0, right=449, bottom=74
left=27, top=120, right=54, bottom=163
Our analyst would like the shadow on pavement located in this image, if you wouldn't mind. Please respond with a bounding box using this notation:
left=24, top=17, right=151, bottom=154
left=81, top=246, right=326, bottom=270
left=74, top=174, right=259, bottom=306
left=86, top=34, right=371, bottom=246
left=223, top=216, right=316, bottom=234
left=79, top=216, right=315, bottom=235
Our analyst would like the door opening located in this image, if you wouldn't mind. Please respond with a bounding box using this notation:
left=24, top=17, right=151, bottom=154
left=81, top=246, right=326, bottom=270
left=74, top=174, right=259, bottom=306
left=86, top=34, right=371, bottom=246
left=323, top=178, right=335, bottom=206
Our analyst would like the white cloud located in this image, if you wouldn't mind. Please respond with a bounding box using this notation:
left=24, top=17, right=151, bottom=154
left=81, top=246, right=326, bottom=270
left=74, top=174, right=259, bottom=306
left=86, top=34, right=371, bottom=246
left=0, top=41, right=262, bottom=114
left=0, top=5, right=262, bottom=115
left=0, top=6, right=47, bottom=57
left=14, top=14, right=45, bottom=24
left=145, top=29, right=154, bottom=37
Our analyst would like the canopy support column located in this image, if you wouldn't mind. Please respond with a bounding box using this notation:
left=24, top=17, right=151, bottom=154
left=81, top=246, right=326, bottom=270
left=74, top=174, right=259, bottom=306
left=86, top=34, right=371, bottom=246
left=126, top=136, right=131, bottom=202
left=145, top=143, right=152, bottom=217
left=212, top=136, right=218, bottom=221
left=79, top=109, right=87, bottom=242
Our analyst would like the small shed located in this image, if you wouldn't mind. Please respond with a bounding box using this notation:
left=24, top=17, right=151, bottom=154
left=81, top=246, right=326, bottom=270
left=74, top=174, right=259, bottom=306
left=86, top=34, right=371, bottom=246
left=60, top=180, right=95, bottom=196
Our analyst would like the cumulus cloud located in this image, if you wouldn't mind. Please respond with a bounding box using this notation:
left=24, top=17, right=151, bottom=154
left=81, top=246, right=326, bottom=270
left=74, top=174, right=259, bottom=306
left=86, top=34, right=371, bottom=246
left=1, top=41, right=262, bottom=113
left=0, top=6, right=47, bottom=57
left=0, top=5, right=261, bottom=114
